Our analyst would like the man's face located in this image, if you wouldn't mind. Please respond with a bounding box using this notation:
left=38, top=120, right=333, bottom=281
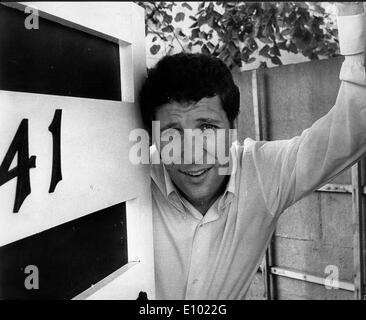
left=154, top=95, right=233, bottom=210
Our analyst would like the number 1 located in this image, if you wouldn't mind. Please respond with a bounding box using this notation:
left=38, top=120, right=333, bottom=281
left=48, top=109, right=62, bottom=193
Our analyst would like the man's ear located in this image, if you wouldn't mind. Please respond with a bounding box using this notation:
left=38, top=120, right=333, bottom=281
left=232, top=117, right=238, bottom=129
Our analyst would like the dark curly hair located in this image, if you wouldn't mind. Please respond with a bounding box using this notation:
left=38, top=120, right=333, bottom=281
left=138, top=53, right=240, bottom=132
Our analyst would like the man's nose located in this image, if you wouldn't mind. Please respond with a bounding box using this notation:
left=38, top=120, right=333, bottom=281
left=182, top=130, right=197, bottom=164
left=181, top=131, right=215, bottom=165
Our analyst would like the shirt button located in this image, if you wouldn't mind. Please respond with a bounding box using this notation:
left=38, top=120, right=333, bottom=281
left=192, top=279, right=198, bottom=285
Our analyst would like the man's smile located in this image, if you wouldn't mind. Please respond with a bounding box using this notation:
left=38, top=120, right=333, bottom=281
left=178, top=166, right=213, bottom=178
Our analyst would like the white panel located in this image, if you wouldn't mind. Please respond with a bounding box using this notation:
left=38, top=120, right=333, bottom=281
left=0, top=90, right=148, bottom=246
left=16, top=2, right=139, bottom=44
left=84, top=262, right=155, bottom=300
left=74, top=190, right=156, bottom=300
left=1, top=1, right=154, bottom=300
left=120, top=44, right=135, bottom=103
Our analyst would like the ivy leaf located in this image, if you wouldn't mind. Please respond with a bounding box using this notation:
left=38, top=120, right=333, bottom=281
left=197, top=15, right=207, bottom=26
left=182, top=3, right=193, bottom=10
left=194, top=40, right=204, bottom=46
left=190, top=21, right=198, bottom=28
left=247, top=57, right=256, bottom=64
left=259, top=45, right=270, bottom=58
left=259, top=61, right=268, bottom=69
left=271, top=56, right=282, bottom=65
left=191, top=28, right=200, bottom=39
left=270, top=45, right=281, bottom=57
left=206, top=41, right=215, bottom=50
left=150, top=44, right=161, bottom=55
left=162, top=26, right=173, bottom=33
left=258, top=37, right=273, bottom=44
left=175, top=12, right=185, bottom=22
left=247, top=38, right=258, bottom=51
left=201, top=44, right=210, bottom=55
left=163, top=14, right=173, bottom=25
left=288, top=42, right=298, bottom=54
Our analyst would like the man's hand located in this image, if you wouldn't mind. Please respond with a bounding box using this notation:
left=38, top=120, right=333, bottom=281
left=335, top=2, right=364, bottom=16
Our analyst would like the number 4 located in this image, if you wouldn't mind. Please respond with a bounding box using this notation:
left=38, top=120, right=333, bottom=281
left=0, top=119, right=36, bottom=213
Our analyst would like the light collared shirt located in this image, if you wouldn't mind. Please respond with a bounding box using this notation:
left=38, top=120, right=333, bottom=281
left=151, top=13, right=366, bottom=300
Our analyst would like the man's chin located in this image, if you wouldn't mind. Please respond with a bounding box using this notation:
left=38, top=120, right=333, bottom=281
left=179, top=186, right=211, bottom=204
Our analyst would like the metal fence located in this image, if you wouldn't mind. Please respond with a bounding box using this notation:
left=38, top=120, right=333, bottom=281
left=233, top=56, right=366, bottom=300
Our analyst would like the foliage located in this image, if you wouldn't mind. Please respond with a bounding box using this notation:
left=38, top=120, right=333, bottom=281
left=137, top=1, right=339, bottom=69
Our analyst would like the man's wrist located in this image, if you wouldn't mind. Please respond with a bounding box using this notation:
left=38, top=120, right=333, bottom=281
left=337, top=11, right=365, bottom=55
left=336, top=2, right=364, bottom=16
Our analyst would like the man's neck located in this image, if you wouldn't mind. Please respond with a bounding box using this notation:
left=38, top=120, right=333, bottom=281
left=176, top=175, right=230, bottom=216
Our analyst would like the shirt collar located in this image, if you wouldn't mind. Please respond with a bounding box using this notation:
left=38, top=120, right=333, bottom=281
left=163, top=164, right=177, bottom=197
left=218, top=141, right=239, bottom=210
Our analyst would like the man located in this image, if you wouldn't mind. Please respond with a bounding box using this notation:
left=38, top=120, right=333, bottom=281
left=138, top=2, right=366, bottom=299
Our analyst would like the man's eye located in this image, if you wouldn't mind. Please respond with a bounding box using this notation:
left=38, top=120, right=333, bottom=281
left=161, top=128, right=182, bottom=138
left=200, top=124, right=218, bottom=131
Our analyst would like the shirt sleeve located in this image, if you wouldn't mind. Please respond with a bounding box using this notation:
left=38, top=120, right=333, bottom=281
left=249, top=13, right=366, bottom=217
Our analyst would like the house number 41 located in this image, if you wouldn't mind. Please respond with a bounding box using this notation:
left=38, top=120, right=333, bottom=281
left=0, top=109, right=62, bottom=213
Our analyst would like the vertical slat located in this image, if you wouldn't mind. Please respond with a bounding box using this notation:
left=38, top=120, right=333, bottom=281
left=252, top=70, right=262, bottom=141
left=352, top=162, right=366, bottom=299
left=252, top=69, right=274, bottom=299
left=360, top=160, right=366, bottom=299
left=263, top=238, right=275, bottom=299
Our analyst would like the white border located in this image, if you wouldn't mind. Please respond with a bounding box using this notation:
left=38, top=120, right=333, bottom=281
left=1, top=2, right=155, bottom=299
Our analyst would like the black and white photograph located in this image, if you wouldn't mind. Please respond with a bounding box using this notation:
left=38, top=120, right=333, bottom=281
left=0, top=1, right=366, bottom=307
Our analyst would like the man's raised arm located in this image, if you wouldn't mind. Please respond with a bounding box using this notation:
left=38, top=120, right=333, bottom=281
left=247, top=2, right=366, bottom=217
